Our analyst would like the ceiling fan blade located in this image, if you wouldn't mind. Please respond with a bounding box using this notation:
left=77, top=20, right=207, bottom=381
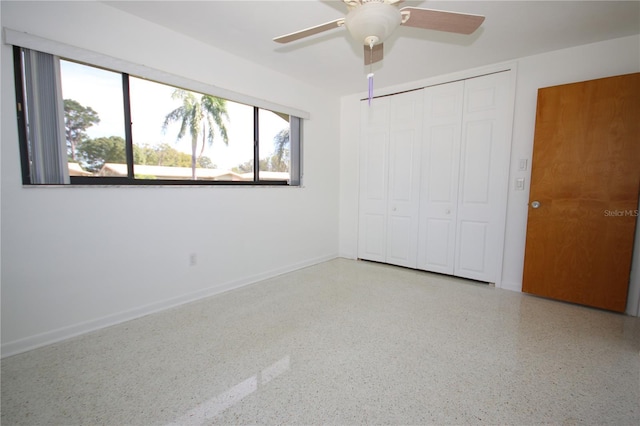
left=364, top=43, right=384, bottom=65
left=345, top=0, right=405, bottom=5
left=400, top=7, right=485, bottom=35
left=273, top=18, right=345, bottom=44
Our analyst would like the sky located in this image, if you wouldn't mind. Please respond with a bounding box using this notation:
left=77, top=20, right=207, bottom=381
left=60, top=60, right=287, bottom=170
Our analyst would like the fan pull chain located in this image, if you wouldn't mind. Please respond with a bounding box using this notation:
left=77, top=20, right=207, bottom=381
left=367, top=40, right=374, bottom=106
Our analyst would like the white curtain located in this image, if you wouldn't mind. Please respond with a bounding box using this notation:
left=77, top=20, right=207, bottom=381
left=21, top=48, right=69, bottom=184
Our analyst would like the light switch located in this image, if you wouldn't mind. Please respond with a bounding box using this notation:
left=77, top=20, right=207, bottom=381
left=518, top=159, right=528, bottom=171
left=515, top=178, right=525, bottom=191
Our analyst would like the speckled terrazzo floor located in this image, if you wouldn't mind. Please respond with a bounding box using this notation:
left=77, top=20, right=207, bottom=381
left=2, top=258, right=639, bottom=425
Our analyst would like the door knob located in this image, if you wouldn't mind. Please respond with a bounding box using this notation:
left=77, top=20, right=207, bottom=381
left=531, top=201, right=541, bottom=209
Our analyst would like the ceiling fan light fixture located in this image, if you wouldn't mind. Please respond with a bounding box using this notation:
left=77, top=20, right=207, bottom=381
left=344, top=2, right=401, bottom=45
left=273, top=0, right=486, bottom=68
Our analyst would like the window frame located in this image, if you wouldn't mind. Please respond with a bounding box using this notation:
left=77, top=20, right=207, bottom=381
left=12, top=45, right=302, bottom=187
left=13, top=45, right=31, bottom=185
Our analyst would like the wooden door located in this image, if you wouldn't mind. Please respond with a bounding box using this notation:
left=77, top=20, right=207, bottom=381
left=522, top=73, right=640, bottom=312
left=418, top=81, right=464, bottom=274
left=454, top=71, right=513, bottom=283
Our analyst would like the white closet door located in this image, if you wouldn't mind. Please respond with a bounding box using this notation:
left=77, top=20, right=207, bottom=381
left=455, top=71, right=512, bottom=282
left=385, top=90, right=423, bottom=268
left=418, top=81, right=464, bottom=274
left=358, top=91, right=423, bottom=268
left=358, top=97, right=390, bottom=263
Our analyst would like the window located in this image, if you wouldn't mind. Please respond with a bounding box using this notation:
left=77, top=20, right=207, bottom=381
left=259, top=109, right=291, bottom=181
left=13, top=46, right=302, bottom=186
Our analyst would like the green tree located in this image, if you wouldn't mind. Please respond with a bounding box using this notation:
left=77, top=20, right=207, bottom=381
left=271, top=128, right=290, bottom=172
left=162, top=89, right=229, bottom=179
left=197, top=156, right=216, bottom=169
left=77, top=136, right=127, bottom=172
left=138, top=143, right=192, bottom=167
left=234, top=129, right=290, bottom=174
left=233, top=159, right=254, bottom=174
left=64, top=99, right=100, bottom=161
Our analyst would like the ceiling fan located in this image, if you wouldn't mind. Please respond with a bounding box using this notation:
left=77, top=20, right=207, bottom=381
left=273, top=0, right=485, bottom=65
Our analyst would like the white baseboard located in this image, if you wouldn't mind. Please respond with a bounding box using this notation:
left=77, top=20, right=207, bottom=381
left=499, top=281, right=522, bottom=293
left=1, top=254, right=338, bottom=358
left=338, top=251, right=357, bottom=260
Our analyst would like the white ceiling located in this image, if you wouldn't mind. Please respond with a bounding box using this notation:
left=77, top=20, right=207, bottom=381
left=105, top=1, right=640, bottom=96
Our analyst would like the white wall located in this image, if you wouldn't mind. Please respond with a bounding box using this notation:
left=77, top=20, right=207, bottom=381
left=339, top=35, right=640, bottom=301
left=1, top=1, right=340, bottom=356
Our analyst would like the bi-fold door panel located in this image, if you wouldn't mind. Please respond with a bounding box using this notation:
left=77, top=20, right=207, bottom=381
left=418, top=81, right=464, bottom=274
left=455, top=72, right=512, bottom=282
left=358, top=90, right=423, bottom=268
left=358, top=98, right=390, bottom=262
left=418, top=72, right=512, bottom=283
left=386, top=92, right=423, bottom=268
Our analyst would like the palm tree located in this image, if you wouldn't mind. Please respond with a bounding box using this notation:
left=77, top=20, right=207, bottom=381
left=272, top=128, right=290, bottom=172
left=162, top=89, right=229, bottom=179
